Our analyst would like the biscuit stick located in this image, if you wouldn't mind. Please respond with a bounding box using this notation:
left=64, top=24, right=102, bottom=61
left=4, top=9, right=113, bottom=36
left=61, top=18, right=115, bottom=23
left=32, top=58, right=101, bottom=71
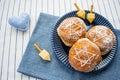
left=34, top=43, right=51, bottom=61
left=74, top=3, right=86, bottom=19
left=87, top=5, right=95, bottom=23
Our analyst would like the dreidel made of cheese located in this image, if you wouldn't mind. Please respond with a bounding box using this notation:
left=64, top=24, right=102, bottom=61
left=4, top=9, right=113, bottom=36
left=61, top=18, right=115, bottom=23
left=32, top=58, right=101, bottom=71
left=74, top=3, right=86, bottom=19
left=87, top=5, right=95, bottom=23
left=34, top=43, right=51, bottom=61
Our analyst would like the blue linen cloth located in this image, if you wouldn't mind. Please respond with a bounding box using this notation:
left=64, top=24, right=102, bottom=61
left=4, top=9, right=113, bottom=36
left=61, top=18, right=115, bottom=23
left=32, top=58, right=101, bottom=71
left=18, top=13, right=120, bottom=80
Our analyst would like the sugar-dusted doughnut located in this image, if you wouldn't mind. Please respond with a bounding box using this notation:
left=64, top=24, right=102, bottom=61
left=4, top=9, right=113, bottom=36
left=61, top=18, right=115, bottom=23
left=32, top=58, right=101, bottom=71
left=86, top=25, right=116, bottom=55
left=57, top=17, right=86, bottom=46
left=69, top=38, right=102, bottom=72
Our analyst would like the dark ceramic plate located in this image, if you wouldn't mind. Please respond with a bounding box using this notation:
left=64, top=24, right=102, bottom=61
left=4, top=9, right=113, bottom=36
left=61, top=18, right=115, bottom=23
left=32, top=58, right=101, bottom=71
left=52, top=10, right=118, bottom=72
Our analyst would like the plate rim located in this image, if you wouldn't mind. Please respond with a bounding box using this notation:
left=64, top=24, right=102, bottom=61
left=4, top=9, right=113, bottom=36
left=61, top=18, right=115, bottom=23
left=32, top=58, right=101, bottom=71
left=51, top=10, right=118, bottom=72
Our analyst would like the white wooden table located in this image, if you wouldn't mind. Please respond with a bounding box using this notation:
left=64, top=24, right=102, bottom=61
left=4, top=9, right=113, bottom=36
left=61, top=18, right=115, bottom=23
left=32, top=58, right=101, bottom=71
left=0, top=0, right=120, bottom=80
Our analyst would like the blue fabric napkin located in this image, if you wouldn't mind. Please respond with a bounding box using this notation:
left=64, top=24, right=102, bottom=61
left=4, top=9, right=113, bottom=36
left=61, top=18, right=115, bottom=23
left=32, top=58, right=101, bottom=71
left=18, top=13, right=120, bottom=80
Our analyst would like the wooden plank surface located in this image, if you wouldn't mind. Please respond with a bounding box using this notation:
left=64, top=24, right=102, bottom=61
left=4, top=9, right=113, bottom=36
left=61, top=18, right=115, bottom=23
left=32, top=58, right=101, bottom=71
left=0, top=0, right=120, bottom=80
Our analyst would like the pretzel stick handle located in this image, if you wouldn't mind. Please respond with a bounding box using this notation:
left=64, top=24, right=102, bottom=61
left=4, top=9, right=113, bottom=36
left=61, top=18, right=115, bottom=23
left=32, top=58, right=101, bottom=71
left=34, top=43, right=42, bottom=52
left=90, top=5, right=93, bottom=13
left=74, top=3, right=80, bottom=11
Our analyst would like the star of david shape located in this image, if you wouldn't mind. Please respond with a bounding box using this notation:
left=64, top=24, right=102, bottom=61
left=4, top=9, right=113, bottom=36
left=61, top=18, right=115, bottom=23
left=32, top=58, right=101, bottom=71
left=67, top=27, right=79, bottom=40
left=68, top=26, right=82, bottom=39
left=90, top=28, right=107, bottom=42
left=74, top=47, right=96, bottom=67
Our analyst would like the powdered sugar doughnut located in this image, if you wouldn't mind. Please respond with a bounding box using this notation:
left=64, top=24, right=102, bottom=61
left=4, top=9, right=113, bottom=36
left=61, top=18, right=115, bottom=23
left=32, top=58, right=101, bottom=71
left=69, top=38, right=102, bottom=72
left=86, top=25, right=116, bottom=55
left=57, top=17, right=86, bottom=46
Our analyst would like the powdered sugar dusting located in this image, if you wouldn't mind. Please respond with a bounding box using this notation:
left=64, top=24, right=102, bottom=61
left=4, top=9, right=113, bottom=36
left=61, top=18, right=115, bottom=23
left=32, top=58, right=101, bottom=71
left=87, top=26, right=115, bottom=55
left=89, top=27, right=107, bottom=42
left=89, top=26, right=113, bottom=46
left=65, top=22, right=85, bottom=40
left=59, top=17, right=86, bottom=41
left=65, top=20, right=75, bottom=28
left=67, top=27, right=84, bottom=40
